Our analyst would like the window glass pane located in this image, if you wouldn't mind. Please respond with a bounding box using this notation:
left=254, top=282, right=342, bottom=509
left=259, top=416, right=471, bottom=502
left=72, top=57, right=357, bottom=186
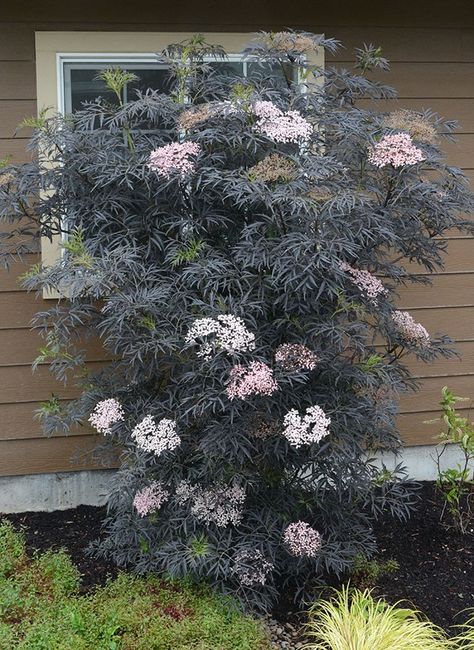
left=67, top=68, right=117, bottom=112
left=64, top=63, right=170, bottom=113
left=208, top=61, right=245, bottom=77
left=63, top=58, right=292, bottom=113
left=126, top=67, right=171, bottom=98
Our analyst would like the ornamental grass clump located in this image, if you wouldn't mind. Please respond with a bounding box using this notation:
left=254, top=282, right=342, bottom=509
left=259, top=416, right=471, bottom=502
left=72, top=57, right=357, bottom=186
left=0, top=31, right=473, bottom=611
left=303, top=587, right=448, bottom=650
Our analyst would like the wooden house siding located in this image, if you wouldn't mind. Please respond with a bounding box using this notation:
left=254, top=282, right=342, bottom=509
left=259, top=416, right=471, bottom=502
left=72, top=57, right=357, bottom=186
left=0, top=1, right=473, bottom=475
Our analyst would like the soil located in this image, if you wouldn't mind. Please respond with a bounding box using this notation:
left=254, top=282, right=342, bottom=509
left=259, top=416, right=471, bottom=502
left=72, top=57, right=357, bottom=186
left=373, top=482, right=474, bottom=632
left=3, top=482, right=473, bottom=633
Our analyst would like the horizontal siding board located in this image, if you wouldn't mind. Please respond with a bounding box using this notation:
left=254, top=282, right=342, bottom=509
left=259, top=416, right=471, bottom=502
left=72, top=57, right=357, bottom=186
left=0, top=255, right=39, bottom=292
left=0, top=401, right=93, bottom=441
left=0, top=434, right=111, bottom=476
left=0, top=361, right=105, bottom=404
left=0, top=61, right=36, bottom=100
left=327, top=28, right=474, bottom=63
left=1, top=24, right=473, bottom=64
left=1, top=1, right=474, bottom=27
left=358, top=98, right=474, bottom=133
left=401, top=238, right=474, bottom=274
left=0, top=329, right=107, bottom=365
left=0, top=137, right=32, bottom=164
left=407, top=305, right=474, bottom=340
left=0, top=100, right=36, bottom=138
left=397, top=409, right=447, bottom=445
left=400, top=374, right=474, bottom=413
left=400, top=273, right=474, bottom=308
left=386, top=340, right=474, bottom=378
left=336, top=62, right=474, bottom=98
left=0, top=292, right=49, bottom=328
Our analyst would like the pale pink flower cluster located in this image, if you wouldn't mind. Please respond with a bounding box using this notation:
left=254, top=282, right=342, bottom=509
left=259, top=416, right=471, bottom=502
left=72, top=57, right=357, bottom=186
left=133, top=481, right=169, bottom=517
left=233, top=549, right=274, bottom=586
left=175, top=480, right=245, bottom=527
left=89, top=398, right=124, bottom=434
left=368, top=133, right=425, bottom=168
left=148, top=141, right=201, bottom=178
left=226, top=361, right=278, bottom=400
left=185, top=314, right=256, bottom=359
left=253, top=100, right=312, bottom=144
left=340, top=262, right=388, bottom=304
left=392, top=310, right=430, bottom=347
left=282, top=405, right=331, bottom=448
left=131, top=415, right=180, bottom=456
left=275, top=343, right=318, bottom=371
left=283, top=522, right=322, bottom=557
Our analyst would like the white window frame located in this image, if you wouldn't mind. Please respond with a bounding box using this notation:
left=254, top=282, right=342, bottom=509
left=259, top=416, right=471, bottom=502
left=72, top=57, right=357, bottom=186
left=35, top=32, right=324, bottom=297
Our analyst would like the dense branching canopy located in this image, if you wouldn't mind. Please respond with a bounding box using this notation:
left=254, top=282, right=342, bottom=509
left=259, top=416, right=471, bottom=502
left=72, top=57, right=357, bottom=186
left=1, top=32, right=473, bottom=610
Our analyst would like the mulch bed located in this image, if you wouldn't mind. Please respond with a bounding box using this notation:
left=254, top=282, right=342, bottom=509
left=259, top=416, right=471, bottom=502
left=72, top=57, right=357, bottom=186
left=373, top=482, right=474, bottom=632
left=3, top=482, right=473, bottom=632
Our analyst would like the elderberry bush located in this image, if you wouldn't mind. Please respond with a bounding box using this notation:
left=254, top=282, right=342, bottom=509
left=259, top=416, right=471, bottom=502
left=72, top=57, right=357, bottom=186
left=1, top=32, right=473, bottom=610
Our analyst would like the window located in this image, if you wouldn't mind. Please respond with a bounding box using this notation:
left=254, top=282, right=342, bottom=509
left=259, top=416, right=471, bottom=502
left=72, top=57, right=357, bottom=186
left=35, top=32, right=324, bottom=297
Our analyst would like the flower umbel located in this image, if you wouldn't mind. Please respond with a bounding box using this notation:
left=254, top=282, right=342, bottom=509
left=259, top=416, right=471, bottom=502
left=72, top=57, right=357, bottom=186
left=185, top=314, right=255, bottom=358
left=226, top=361, right=278, bottom=400
left=392, top=310, right=430, bottom=347
left=131, top=416, right=180, bottom=456
left=253, top=100, right=312, bottom=144
left=176, top=481, right=245, bottom=527
left=383, top=110, right=437, bottom=144
left=233, top=549, right=274, bottom=586
left=275, top=343, right=318, bottom=371
left=282, top=405, right=331, bottom=447
left=89, top=398, right=124, bottom=434
left=368, top=133, right=424, bottom=168
left=148, top=141, right=201, bottom=178
left=133, top=481, right=169, bottom=517
left=283, top=522, right=322, bottom=557
left=248, top=154, right=297, bottom=183
left=340, top=262, right=388, bottom=304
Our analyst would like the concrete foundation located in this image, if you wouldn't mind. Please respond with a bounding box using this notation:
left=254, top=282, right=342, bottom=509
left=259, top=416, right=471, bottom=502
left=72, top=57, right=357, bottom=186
left=0, top=469, right=115, bottom=513
left=0, top=445, right=471, bottom=513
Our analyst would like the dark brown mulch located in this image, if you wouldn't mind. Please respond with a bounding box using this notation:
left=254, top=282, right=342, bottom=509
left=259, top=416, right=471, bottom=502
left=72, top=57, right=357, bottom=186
left=374, top=481, right=474, bottom=632
left=4, top=505, right=116, bottom=593
left=2, top=482, right=473, bottom=631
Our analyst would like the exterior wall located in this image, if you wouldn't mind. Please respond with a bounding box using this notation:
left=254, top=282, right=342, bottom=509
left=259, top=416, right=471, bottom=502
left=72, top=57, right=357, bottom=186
left=0, top=1, right=473, bottom=477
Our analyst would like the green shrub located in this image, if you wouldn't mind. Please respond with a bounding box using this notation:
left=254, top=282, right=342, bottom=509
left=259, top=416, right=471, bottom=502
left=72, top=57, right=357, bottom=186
left=0, top=522, right=268, bottom=649
left=350, top=553, right=399, bottom=590
left=304, top=586, right=448, bottom=650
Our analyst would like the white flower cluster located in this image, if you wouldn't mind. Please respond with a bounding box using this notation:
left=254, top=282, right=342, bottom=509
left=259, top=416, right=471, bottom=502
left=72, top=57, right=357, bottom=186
left=131, top=415, right=180, bottom=456
left=89, top=398, right=124, bottom=435
left=392, top=310, right=430, bottom=347
left=282, top=405, right=331, bottom=448
left=133, top=481, right=169, bottom=517
left=283, top=522, right=322, bottom=557
left=185, top=314, right=255, bottom=358
left=233, top=549, right=274, bottom=586
left=175, top=480, right=245, bottom=527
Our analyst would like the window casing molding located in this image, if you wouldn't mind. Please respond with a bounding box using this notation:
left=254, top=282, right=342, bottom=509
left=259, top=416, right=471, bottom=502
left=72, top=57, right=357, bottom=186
left=35, top=31, right=324, bottom=297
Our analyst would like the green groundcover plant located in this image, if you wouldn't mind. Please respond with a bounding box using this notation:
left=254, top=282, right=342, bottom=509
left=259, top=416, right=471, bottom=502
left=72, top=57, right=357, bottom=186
left=0, top=521, right=268, bottom=649
left=0, top=31, right=473, bottom=609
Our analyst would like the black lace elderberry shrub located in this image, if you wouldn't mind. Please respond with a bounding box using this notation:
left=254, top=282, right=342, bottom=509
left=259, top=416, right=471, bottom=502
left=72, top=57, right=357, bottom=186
left=1, top=32, right=473, bottom=610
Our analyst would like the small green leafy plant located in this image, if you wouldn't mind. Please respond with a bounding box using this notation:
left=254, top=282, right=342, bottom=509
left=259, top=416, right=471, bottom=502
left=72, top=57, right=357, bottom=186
left=431, top=387, right=474, bottom=534
left=0, top=521, right=269, bottom=649
left=350, top=553, right=399, bottom=590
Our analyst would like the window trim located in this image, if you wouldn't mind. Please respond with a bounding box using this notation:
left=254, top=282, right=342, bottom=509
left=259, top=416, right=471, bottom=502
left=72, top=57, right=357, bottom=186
left=35, top=31, right=324, bottom=298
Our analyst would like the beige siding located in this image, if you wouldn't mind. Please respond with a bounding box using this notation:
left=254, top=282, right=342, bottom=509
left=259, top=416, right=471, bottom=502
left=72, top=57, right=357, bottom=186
left=0, top=5, right=473, bottom=475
